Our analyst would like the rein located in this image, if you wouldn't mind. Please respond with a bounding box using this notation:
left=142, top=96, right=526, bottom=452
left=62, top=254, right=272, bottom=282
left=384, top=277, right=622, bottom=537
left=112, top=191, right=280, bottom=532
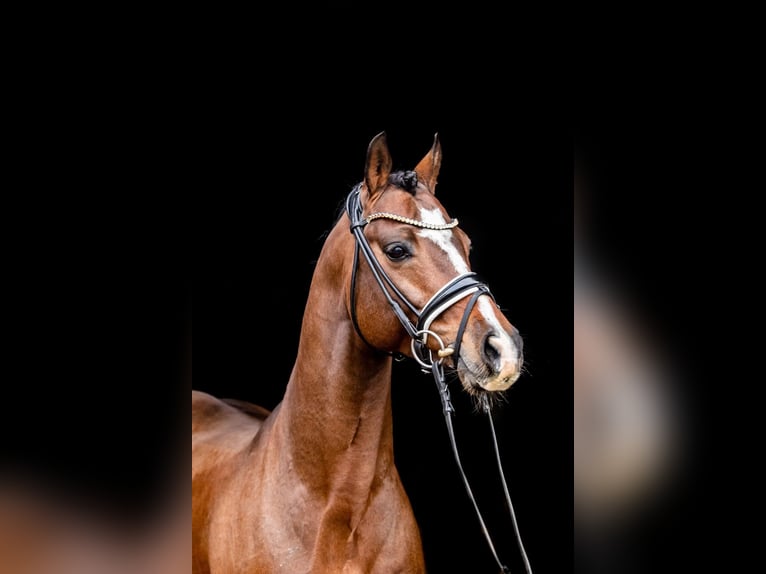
left=345, top=186, right=533, bottom=574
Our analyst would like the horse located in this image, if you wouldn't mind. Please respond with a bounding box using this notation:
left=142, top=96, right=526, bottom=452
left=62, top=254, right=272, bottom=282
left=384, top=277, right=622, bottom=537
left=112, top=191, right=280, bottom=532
left=192, top=132, right=525, bottom=573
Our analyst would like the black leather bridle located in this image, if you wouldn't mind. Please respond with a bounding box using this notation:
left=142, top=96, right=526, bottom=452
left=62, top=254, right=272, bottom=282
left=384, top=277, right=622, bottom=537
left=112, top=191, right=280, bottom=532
left=345, top=185, right=533, bottom=574
left=346, top=184, right=492, bottom=369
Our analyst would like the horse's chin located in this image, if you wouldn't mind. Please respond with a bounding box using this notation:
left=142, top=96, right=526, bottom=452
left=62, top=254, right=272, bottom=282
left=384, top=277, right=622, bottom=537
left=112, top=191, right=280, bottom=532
left=457, top=359, right=521, bottom=395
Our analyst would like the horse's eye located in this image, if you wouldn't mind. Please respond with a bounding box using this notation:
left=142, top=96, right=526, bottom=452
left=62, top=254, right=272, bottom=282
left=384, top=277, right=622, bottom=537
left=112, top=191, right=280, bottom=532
left=384, top=244, right=410, bottom=261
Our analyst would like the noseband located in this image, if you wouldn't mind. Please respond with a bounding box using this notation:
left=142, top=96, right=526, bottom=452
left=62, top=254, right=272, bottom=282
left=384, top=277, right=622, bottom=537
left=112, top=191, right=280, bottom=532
left=345, top=185, right=533, bottom=574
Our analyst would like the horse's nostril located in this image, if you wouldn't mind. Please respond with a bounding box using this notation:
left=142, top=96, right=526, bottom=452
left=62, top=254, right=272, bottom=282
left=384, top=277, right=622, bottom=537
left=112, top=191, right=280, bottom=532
left=482, top=333, right=501, bottom=372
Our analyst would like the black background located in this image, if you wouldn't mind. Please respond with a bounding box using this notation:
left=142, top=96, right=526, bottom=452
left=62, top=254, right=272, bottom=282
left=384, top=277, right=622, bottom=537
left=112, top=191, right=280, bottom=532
left=574, top=95, right=739, bottom=573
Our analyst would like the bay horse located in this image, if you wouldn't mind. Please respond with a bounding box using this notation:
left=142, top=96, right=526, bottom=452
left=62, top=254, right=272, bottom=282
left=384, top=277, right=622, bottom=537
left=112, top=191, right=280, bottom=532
left=192, top=132, right=525, bottom=573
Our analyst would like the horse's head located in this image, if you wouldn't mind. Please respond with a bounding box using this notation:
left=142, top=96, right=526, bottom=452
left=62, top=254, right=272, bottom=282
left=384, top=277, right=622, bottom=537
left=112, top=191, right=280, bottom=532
left=345, top=132, right=524, bottom=395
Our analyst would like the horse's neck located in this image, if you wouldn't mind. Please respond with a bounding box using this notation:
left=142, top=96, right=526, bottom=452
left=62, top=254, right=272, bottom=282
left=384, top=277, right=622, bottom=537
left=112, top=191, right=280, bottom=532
left=276, top=231, right=395, bottom=494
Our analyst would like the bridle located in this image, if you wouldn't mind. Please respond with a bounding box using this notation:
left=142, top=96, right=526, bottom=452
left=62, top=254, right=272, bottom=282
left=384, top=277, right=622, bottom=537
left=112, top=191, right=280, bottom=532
left=345, top=185, right=533, bottom=574
left=346, top=184, right=488, bottom=367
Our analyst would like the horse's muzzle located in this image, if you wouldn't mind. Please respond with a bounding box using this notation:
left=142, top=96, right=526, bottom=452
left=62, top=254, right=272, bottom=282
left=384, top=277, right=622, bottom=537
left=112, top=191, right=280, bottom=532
left=475, top=328, right=524, bottom=391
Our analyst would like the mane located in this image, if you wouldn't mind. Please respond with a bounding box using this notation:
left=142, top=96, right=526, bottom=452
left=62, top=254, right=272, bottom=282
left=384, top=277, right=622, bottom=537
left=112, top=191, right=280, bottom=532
left=388, top=170, right=419, bottom=194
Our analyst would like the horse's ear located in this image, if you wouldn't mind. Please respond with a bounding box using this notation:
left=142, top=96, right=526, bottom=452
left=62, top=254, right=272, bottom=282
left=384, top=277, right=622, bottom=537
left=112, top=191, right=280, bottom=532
left=414, top=133, right=442, bottom=194
left=363, top=131, right=392, bottom=204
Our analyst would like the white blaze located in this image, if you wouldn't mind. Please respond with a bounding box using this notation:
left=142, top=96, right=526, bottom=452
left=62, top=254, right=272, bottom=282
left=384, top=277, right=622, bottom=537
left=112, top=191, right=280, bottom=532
left=418, top=207, right=521, bottom=363
left=417, top=208, right=470, bottom=274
